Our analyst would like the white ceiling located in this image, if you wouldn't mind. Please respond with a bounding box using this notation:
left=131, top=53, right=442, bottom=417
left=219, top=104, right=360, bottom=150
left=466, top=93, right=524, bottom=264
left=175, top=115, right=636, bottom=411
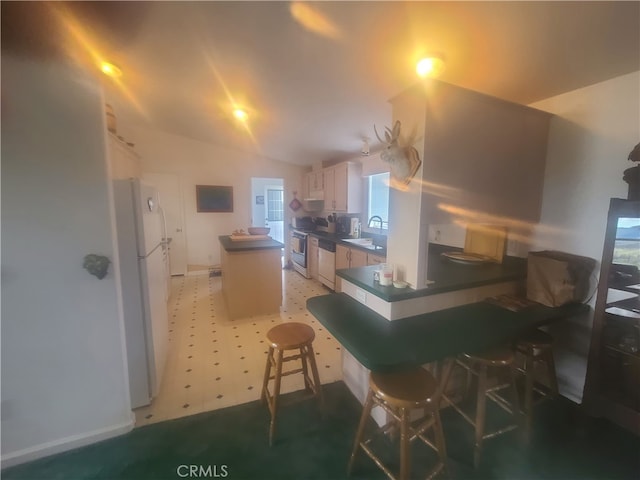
left=3, top=1, right=639, bottom=166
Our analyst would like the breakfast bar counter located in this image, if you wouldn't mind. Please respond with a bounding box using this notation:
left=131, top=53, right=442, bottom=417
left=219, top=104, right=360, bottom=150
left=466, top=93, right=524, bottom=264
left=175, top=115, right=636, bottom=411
left=219, top=235, right=284, bottom=319
left=307, top=293, right=590, bottom=372
left=337, top=248, right=528, bottom=303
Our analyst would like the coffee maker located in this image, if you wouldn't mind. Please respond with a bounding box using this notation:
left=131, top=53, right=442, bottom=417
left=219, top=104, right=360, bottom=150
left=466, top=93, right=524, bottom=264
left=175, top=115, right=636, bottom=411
left=349, top=217, right=361, bottom=237
left=335, top=216, right=360, bottom=236
left=335, top=216, right=351, bottom=235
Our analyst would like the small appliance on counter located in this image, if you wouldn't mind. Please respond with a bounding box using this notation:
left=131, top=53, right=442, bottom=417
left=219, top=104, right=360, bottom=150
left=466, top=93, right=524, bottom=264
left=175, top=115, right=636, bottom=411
left=336, top=215, right=358, bottom=235
left=314, top=216, right=329, bottom=232
left=292, top=216, right=315, bottom=231
left=350, top=217, right=361, bottom=237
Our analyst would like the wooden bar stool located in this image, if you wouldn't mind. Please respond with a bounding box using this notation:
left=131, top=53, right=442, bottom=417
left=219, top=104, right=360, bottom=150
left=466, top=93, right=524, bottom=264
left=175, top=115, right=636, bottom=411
left=442, top=346, right=521, bottom=468
left=514, top=328, right=559, bottom=439
left=260, top=322, right=324, bottom=446
left=348, top=366, right=448, bottom=480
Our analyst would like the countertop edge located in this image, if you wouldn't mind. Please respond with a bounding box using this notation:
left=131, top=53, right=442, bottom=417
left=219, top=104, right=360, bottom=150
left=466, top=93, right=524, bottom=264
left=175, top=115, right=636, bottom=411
left=218, top=235, right=284, bottom=251
left=337, top=249, right=528, bottom=302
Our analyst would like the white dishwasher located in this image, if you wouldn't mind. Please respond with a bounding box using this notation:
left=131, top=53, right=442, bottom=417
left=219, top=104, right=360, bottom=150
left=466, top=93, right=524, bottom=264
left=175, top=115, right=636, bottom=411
left=318, top=238, right=336, bottom=290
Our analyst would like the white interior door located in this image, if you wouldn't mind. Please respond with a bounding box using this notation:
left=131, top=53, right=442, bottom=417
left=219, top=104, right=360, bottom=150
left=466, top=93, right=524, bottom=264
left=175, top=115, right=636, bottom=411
left=265, top=186, right=284, bottom=244
left=251, top=177, right=284, bottom=243
left=143, top=173, right=187, bottom=276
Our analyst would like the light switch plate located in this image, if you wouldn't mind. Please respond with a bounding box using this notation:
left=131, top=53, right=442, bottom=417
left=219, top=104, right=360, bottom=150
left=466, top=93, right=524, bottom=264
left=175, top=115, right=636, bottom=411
left=355, top=288, right=367, bottom=304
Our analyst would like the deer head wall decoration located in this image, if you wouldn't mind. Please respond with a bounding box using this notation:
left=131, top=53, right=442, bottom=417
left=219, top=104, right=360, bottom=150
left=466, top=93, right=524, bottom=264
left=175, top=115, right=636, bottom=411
left=374, top=120, right=421, bottom=187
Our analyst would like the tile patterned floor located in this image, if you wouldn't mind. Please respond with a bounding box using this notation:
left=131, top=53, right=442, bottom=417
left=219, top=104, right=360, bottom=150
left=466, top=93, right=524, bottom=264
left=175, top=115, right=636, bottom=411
left=134, top=269, right=342, bottom=426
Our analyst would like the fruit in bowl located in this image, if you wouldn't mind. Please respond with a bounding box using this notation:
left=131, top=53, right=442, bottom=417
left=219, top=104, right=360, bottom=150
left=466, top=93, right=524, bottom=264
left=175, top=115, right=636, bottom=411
left=248, top=227, right=270, bottom=235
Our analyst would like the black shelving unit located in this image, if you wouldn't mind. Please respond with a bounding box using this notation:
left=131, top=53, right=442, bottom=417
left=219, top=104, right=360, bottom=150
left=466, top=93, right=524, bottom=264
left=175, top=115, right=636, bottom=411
left=584, top=198, right=640, bottom=434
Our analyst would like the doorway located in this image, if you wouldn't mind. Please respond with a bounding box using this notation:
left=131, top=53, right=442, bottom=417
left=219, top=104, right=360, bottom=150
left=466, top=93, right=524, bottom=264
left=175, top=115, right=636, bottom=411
left=251, top=177, right=284, bottom=244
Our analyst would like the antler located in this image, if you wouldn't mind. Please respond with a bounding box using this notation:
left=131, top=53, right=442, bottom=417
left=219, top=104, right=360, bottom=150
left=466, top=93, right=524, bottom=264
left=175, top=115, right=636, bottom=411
left=374, top=121, right=402, bottom=145
left=391, top=120, right=401, bottom=140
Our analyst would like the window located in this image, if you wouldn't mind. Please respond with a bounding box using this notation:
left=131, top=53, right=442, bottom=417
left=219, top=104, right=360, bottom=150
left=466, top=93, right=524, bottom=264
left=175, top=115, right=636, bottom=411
left=613, top=217, right=640, bottom=268
left=367, top=172, right=389, bottom=230
left=266, top=189, right=284, bottom=222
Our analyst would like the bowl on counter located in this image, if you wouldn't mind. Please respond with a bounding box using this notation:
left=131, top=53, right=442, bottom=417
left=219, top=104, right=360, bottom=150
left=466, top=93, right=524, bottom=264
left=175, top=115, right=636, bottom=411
left=393, top=280, right=408, bottom=289
left=248, top=227, right=270, bottom=235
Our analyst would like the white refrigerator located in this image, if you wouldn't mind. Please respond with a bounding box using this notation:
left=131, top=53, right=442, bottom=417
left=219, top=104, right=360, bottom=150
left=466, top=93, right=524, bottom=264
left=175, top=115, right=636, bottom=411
left=113, top=178, right=169, bottom=408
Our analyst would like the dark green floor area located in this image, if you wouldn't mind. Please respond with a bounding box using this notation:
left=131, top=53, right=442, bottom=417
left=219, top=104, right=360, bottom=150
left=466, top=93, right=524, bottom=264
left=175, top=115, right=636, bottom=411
left=3, top=381, right=639, bottom=480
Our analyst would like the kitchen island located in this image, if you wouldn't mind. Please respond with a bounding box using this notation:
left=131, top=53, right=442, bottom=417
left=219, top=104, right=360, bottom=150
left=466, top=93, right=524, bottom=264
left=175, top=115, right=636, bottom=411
left=219, top=235, right=284, bottom=319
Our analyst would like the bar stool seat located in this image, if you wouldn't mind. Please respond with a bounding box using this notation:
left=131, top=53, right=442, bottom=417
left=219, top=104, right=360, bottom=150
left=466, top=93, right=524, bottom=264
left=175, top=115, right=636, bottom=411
left=348, top=367, right=448, bottom=480
left=514, top=328, right=559, bottom=438
left=443, top=346, right=521, bottom=468
left=261, top=322, right=323, bottom=445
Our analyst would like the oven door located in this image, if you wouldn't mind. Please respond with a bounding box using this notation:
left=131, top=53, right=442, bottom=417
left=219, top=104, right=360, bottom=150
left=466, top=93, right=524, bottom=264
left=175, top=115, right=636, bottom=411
left=290, top=232, right=307, bottom=267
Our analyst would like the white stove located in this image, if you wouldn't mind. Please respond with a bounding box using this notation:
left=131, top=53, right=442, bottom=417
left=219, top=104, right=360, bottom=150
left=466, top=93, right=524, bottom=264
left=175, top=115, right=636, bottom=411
left=290, top=229, right=310, bottom=278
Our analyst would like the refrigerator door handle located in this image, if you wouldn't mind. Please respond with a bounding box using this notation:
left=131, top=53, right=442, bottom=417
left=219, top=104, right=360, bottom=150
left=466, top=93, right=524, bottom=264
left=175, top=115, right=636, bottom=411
left=138, top=242, right=164, bottom=260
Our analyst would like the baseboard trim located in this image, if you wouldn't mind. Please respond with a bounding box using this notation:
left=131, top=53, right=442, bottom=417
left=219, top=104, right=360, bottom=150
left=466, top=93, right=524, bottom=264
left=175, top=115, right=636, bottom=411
left=1, top=412, right=135, bottom=470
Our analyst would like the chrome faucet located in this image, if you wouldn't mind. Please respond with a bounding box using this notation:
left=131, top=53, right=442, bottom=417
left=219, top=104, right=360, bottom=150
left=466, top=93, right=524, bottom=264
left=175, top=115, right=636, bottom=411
left=367, top=215, right=384, bottom=233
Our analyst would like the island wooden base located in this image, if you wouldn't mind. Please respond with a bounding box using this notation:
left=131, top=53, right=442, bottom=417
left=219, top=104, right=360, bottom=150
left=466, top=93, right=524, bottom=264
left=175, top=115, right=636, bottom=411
left=221, top=247, right=282, bottom=319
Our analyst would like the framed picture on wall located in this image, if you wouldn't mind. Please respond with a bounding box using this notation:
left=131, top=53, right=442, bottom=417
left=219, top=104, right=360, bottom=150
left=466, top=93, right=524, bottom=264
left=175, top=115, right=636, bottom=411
left=196, top=185, right=233, bottom=212
left=256, top=195, right=264, bottom=205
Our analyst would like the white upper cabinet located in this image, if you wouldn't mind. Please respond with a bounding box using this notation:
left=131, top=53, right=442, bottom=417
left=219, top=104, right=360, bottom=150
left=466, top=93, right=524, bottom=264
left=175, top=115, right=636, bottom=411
left=323, top=161, right=362, bottom=213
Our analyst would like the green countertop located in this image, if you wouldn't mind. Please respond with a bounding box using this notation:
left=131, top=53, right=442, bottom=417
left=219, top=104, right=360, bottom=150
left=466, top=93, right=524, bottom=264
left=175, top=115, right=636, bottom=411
left=337, top=245, right=527, bottom=302
left=306, top=293, right=590, bottom=372
left=218, top=235, right=284, bottom=251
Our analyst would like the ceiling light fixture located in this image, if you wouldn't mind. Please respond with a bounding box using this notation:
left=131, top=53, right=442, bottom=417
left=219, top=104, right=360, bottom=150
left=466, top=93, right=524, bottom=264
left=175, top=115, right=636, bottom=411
left=233, top=108, right=249, bottom=122
left=361, top=138, right=370, bottom=156
left=416, top=56, right=445, bottom=78
left=100, top=61, right=123, bottom=78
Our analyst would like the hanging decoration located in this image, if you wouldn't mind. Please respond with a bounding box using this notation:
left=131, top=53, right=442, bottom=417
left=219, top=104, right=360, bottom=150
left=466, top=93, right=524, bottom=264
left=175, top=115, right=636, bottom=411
left=289, top=191, right=302, bottom=211
left=83, top=254, right=110, bottom=279
left=374, top=120, right=421, bottom=187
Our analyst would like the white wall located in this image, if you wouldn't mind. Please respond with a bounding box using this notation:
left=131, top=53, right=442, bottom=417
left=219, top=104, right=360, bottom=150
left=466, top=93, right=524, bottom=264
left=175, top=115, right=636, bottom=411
left=386, top=85, right=428, bottom=287
left=118, top=125, right=305, bottom=267
left=530, top=71, right=640, bottom=402
left=1, top=57, right=133, bottom=467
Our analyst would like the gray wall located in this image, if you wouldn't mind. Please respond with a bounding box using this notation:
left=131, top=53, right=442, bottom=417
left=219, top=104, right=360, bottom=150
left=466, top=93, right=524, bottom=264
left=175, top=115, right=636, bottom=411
left=421, top=80, right=552, bottom=225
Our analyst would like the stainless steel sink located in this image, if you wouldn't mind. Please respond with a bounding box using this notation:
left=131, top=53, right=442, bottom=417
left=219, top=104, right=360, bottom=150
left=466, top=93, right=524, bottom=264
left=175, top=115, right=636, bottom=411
left=342, top=238, right=374, bottom=246
left=342, top=238, right=385, bottom=251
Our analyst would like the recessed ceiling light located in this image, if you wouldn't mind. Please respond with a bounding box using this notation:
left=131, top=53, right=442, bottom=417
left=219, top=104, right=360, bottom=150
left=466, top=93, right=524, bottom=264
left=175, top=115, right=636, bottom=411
left=100, top=62, right=122, bottom=78
left=233, top=108, right=248, bottom=121
left=416, top=56, right=445, bottom=78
